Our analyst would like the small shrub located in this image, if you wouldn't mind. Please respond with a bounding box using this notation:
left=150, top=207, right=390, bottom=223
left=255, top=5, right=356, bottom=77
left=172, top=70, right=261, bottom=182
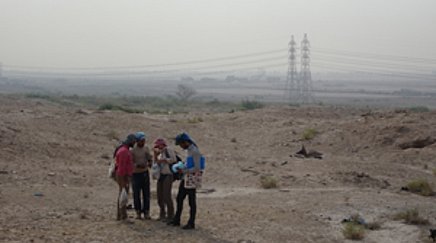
left=231, top=138, right=237, bottom=143
left=99, top=103, right=115, bottom=110
left=406, top=179, right=434, bottom=196
left=26, top=93, right=51, bottom=99
left=187, top=117, right=204, bottom=123
left=117, top=106, right=142, bottom=114
left=241, top=99, right=264, bottom=110
left=260, top=175, right=278, bottom=189
left=25, top=93, right=59, bottom=102
left=393, top=209, right=429, bottom=225
left=98, top=103, right=141, bottom=113
left=342, top=223, right=365, bottom=240
left=302, top=128, right=318, bottom=140
left=409, top=106, right=430, bottom=113
left=176, top=84, right=197, bottom=101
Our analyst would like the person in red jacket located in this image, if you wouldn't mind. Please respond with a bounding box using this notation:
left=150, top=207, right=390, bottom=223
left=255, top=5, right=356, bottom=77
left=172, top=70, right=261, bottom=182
left=115, top=134, right=136, bottom=220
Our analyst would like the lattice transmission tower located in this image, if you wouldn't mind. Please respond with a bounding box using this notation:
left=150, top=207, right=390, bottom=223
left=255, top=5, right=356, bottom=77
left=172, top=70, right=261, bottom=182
left=299, top=33, right=313, bottom=103
left=286, top=35, right=298, bottom=102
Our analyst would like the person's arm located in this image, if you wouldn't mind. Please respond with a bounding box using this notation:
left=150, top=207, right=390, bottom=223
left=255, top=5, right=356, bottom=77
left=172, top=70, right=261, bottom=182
left=153, top=148, right=160, bottom=162
left=145, top=147, right=152, bottom=168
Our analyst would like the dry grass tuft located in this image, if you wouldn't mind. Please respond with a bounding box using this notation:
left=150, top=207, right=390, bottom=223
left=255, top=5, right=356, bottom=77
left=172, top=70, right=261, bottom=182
left=260, top=175, right=278, bottom=189
left=343, top=223, right=365, bottom=240
left=406, top=179, right=434, bottom=196
left=187, top=117, right=204, bottom=123
left=302, top=128, right=318, bottom=140
left=393, top=209, right=429, bottom=225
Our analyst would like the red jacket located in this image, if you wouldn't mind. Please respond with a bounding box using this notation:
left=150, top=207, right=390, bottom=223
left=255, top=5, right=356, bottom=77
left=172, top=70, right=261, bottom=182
left=115, top=145, right=133, bottom=177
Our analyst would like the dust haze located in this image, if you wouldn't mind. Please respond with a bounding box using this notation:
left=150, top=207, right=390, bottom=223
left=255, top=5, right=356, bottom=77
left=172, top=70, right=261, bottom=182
left=1, top=1, right=436, bottom=243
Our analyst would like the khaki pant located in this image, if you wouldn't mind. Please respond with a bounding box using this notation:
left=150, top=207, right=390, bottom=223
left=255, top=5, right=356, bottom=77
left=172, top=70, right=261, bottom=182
left=157, top=174, right=174, bottom=220
left=116, top=175, right=129, bottom=220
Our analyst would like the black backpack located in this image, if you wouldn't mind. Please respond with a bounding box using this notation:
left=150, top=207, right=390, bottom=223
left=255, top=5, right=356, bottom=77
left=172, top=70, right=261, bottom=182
left=165, top=150, right=183, bottom=181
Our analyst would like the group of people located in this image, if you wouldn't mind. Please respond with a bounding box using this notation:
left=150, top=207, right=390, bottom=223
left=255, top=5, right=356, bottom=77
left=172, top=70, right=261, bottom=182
left=112, top=132, right=204, bottom=230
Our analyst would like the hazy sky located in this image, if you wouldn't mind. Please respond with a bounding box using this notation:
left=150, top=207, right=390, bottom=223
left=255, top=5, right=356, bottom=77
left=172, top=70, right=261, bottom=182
left=1, top=0, right=435, bottom=68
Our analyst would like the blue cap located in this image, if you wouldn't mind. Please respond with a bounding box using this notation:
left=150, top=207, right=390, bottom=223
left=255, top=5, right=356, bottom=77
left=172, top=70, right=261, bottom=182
left=175, top=132, right=194, bottom=145
left=135, top=132, right=146, bottom=141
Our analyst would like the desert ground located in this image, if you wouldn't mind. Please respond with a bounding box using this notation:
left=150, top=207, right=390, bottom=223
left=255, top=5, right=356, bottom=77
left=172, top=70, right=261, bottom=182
left=1, top=95, right=436, bottom=243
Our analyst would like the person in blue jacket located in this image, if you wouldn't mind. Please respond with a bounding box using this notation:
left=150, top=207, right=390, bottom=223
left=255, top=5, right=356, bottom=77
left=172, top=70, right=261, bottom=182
left=167, top=132, right=204, bottom=230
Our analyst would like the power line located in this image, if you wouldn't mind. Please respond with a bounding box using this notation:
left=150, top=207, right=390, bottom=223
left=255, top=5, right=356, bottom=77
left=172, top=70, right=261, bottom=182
left=4, top=55, right=287, bottom=77
left=4, top=48, right=287, bottom=71
left=312, top=47, right=436, bottom=64
left=314, top=54, right=435, bottom=72
left=3, top=44, right=436, bottom=81
left=311, top=63, right=435, bottom=80
left=6, top=61, right=289, bottom=78
left=313, top=59, right=435, bottom=75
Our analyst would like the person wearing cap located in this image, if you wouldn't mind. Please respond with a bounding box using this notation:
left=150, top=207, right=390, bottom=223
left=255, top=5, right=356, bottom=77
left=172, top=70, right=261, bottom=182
left=153, top=138, right=177, bottom=222
left=131, top=132, right=152, bottom=220
left=168, top=132, right=203, bottom=230
left=114, top=134, right=136, bottom=220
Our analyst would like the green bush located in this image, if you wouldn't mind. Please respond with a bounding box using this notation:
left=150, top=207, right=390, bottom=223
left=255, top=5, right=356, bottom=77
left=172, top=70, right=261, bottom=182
left=342, top=223, right=365, bottom=240
left=241, top=99, right=264, bottom=110
left=117, top=106, right=142, bottom=114
left=409, top=106, right=430, bottom=113
left=260, top=175, right=278, bottom=189
left=98, top=103, right=141, bottom=113
left=25, top=93, right=58, bottom=102
left=393, top=209, right=429, bottom=225
left=302, top=128, right=318, bottom=140
left=406, top=179, right=434, bottom=196
left=99, top=103, right=115, bottom=110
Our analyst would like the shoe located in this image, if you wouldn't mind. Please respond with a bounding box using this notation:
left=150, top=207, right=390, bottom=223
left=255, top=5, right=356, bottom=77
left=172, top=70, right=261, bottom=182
left=165, top=216, right=174, bottom=223
left=161, top=217, right=171, bottom=222
left=135, top=212, right=142, bottom=220
left=182, top=224, right=195, bottom=230
left=143, top=213, right=151, bottom=220
left=167, top=220, right=180, bottom=226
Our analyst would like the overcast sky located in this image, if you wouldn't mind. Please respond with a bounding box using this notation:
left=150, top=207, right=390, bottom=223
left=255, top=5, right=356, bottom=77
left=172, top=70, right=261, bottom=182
left=1, top=0, right=435, bottom=69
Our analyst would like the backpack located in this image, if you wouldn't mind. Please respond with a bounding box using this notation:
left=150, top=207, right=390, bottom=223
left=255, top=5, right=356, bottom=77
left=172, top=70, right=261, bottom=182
left=165, top=149, right=183, bottom=181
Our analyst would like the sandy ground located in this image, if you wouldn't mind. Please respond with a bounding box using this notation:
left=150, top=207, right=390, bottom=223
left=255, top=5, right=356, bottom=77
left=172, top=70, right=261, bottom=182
left=1, top=95, right=436, bottom=242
